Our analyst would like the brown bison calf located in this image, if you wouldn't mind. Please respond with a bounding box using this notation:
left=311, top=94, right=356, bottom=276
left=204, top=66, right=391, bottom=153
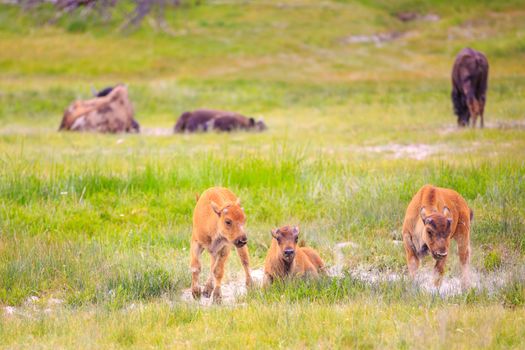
left=402, top=185, right=473, bottom=288
left=263, top=225, right=325, bottom=286
left=190, top=187, right=253, bottom=303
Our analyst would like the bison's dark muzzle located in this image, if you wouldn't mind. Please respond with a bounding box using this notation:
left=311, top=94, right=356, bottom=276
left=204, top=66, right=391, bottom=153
left=234, top=236, right=248, bottom=248
left=432, top=251, right=448, bottom=260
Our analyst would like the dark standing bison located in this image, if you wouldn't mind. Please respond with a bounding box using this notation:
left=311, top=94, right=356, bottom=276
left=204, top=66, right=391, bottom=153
left=451, top=48, right=489, bottom=128
left=174, top=109, right=267, bottom=133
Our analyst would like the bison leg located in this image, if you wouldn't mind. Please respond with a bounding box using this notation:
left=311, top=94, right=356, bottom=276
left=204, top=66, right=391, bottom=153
left=480, top=98, right=486, bottom=129
left=190, top=240, right=204, bottom=299
left=236, top=245, right=253, bottom=288
left=402, top=233, right=419, bottom=278
left=212, top=245, right=231, bottom=304
left=263, top=273, right=273, bottom=287
left=202, top=254, right=216, bottom=298
left=433, top=256, right=448, bottom=287
left=468, top=98, right=480, bottom=128
left=304, top=265, right=319, bottom=279
left=455, top=227, right=471, bottom=289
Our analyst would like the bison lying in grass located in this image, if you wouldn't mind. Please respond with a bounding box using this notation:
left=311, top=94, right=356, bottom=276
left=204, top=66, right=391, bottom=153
left=402, top=185, right=473, bottom=288
left=174, top=109, right=266, bottom=133
left=263, top=225, right=325, bottom=286
left=452, top=47, right=489, bottom=128
left=59, top=84, right=140, bottom=133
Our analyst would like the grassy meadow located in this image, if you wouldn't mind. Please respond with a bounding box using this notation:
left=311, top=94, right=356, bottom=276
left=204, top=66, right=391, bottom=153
left=1, top=0, right=525, bottom=348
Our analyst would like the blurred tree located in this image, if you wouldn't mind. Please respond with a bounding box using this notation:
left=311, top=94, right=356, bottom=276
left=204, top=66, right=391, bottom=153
left=13, top=0, right=199, bottom=32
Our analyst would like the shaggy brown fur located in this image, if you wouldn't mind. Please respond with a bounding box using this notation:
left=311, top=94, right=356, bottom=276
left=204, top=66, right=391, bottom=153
left=452, top=47, right=489, bottom=128
left=173, top=109, right=266, bottom=133
left=190, top=187, right=253, bottom=303
left=263, top=225, right=324, bottom=286
left=59, top=84, right=139, bottom=133
left=211, top=115, right=267, bottom=132
left=402, top=185, right=473, bottom=288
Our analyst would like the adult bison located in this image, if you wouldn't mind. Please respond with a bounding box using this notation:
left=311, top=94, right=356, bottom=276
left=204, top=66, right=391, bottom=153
left=59, top=84, right=140, bottom=133
left=451, top=48, right=489, bottom=128
left=174, top=109, right=266, bottom=133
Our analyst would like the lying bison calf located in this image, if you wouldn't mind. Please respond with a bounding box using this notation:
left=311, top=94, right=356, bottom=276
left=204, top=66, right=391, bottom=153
left=263, top=225, right=324, bottom=286
left=402, top=185, right=473, bottom=288
left=190, top=187, right=253, bottom=303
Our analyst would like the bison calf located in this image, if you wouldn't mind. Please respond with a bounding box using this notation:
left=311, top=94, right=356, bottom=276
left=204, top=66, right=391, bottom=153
left=190, top=187, right=253, bottom=303
left=263, top=225, right=324, bottom=286
left=402, top=185, right=473, bottom=288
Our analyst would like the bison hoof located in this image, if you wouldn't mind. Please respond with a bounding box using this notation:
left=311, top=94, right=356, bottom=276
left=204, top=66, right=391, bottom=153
left=212, top=289, right=222, bottom=304
left=461, top=277, right=471, bottom=290
left=245, top=276, right=253, bottom=289
left=191, top=287, right=201, bottom=299
left=202, top=284, right=214, bottom=298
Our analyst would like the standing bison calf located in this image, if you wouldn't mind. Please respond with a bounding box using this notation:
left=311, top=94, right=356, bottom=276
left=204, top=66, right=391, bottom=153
left=190, top=187, right=253, bottom=303
left=402, top=185, right=473, bottom=288
left=263, top=225, right=325, bottom=286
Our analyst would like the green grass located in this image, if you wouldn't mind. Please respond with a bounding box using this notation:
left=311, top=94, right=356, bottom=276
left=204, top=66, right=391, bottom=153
left=0, top=0, right=525, bottom=348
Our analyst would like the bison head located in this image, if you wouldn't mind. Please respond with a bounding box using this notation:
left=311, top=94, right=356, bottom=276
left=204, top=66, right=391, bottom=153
left=210, top=199, right=247, bottom=248
left=255, top=119, right=267, bottom=131
left=271, top=225, right=299, bottom=263
left=420, top=207, right=453, bottom=260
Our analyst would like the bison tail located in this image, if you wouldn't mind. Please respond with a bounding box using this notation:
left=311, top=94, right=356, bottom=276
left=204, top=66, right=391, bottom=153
left=470, top=208, right=474, bottom=221
left=195, top=193, right=200, bottom=202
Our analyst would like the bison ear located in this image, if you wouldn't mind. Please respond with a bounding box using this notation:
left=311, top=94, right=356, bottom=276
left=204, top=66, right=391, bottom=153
left=292, top=226, right=300, bottom=238
left=271, top=229, right=280, bottom=239
left=210, top=201, right=221, bottom=216
left=249, top=118, right=255, bottom=126
left=235, top=197, right=241, bottom=206
left=419, top=207, right=427, bottom=223
left=447, top=218, right=453, bottom=230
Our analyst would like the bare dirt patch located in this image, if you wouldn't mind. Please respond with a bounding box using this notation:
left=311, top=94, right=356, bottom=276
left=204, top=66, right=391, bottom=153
left=2, top=296, right=64, bottom=318
left=340, top=32, right=404, bottom=46
left=179, top=239, right=519, bottom=306
left=180, top=268, right=265, bottom=306
left=330, top=241, right=519, bottom=297
left=142, top=127, right=173, bottom=136
left=359, top=143, right=447, bottom=160
left=396, top=12, right=440, bottom=22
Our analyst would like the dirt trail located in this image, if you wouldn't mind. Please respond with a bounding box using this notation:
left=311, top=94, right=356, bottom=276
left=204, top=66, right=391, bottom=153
left=179, top=239, right=518, bottom=306
left=180, top=268, right=265, bottom=306
left=330, top=241, right=516, bottom=297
